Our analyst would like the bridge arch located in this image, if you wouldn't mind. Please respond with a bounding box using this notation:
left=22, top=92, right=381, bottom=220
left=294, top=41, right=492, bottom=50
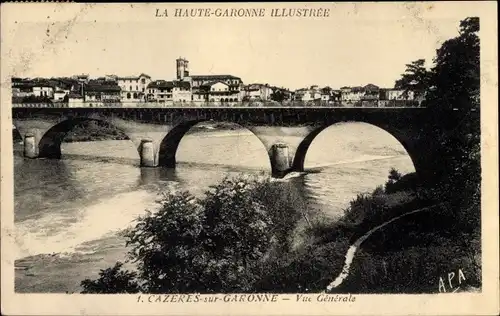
left=158, top=120, right=272, bottom=171
left=12, top=125, right=23, bottom=143
left=292, top=121, right=419, bottom=174
left=36, top=118, right=133, bottom=159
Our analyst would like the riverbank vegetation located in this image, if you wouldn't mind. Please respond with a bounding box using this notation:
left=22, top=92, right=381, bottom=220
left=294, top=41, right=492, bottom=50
left=80, top=163, right=480, bottom=294
left=64, top=120, right=129, bottom=143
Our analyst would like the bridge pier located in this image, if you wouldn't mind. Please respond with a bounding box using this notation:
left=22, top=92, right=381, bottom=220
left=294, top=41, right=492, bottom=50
left=23, top=133, right=38, bottom=158
left=271, top=143, right=291, bottom=177
left=245, top=126, right=317, bottom=178
left=139, top=139, right=156, bottom=167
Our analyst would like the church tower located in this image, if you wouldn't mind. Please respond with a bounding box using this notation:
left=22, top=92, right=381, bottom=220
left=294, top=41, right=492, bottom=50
left=176, top=57, right=189, bottom=80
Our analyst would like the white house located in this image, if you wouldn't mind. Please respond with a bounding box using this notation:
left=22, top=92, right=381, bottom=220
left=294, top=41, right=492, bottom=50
left=207, top=81, right=235, bottom=102
left=117, top=73, right=152, bottom=102
left=295, top=86, right=321, bottom=102
left=172, top=80, right=192, bottom=102
left=67, top=93, right=84, bottom=107
left=320, top=87, right=334, bottom=101
left=11, top=84, right=35, bottom=98
left=32, top=85, right=54, bottom=98
left=341, top=86, right=364, bottom=102
left=146, top=80, right=173, bottom=103
left=385, top=89, right=415, bottom=101
left=243, top=84, right=273, bottom=101
left=53, top=89, right=70, bottom=102
left=188, top=74, right=242, bottom=102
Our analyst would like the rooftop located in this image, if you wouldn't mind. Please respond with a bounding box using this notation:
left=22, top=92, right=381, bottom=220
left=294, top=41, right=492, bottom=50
left=85, top=83, right=121, bottom=93
left=147, top=80, right=191, bottom=89
left=117, top=73, right=151, bottom=80
left=201, top=80, right=240, bottom=88
left=190, top=74, right=241, bottom=80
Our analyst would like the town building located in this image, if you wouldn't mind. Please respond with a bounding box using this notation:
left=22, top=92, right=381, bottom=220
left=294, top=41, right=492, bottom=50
left=320, top=86, right=333, bottom=101
left=12, top=82, right=54, bottom=99
left=362, top=84, right=380, bottom=100
left=340, top=86, right=363, bottom=102
left=53, top=90, right=68, bottom=102
left=116, top=73, right=152, bottom=102
left=49, top=78, right=78, bottom=102
left=146, top=80, right=172, bottom=102
left=12, top=77, right=83, bottom=104
left=331, top=89, right=341, bottom=102
left=84, top=79, right=121, bottom=105
left=242, top=83, right=274, bottom=101
left=340, top=84, right=380, bottom=103
left=384, top=89, right=415, bottom=101
left=72, top=74, right=90, bottom=84
left=293, top=88, right=307, bottom=101
left=146, top=80, right=191, bottom=103
left=270, top=86, right=293, bottom=102
left=294, top=86, right=322, bottom=102
left=33, top=86, right=53, bottom=98
left=11, top=81, right=35, bottom=99
left=67, top=92, right=84, bottom=107
left=172, top=81, right=192, bottom=102
left=183, top=75, right=242, bottom=103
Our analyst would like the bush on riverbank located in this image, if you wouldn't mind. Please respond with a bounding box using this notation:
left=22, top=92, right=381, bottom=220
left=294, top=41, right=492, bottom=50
left=294, top=168, right=481, bottom=294
left=63, top=120, right=129, bottom=143
left=81, top=175, right=309, bottom=293
left=81, top=262, right=139, bottom=294
left=320, top=171, right=481, bottom=294
left=305, top=170, right=430, bottom=246
left=336, top=204, right=481, bottom=293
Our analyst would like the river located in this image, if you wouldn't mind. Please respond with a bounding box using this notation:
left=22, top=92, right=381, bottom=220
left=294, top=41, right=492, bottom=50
left=13, top=122, right=415, bottom=293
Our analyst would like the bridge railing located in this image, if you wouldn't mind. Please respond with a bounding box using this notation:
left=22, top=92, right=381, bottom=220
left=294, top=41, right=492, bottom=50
left=11, top=100, right=422, bottom=108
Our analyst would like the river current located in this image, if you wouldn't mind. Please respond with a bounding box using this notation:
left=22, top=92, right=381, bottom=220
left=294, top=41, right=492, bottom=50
left=13, top=122, right=414, bottom=292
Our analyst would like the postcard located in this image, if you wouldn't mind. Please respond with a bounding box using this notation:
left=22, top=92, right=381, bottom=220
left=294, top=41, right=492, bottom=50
left=1, top=2, right=498, bottom=315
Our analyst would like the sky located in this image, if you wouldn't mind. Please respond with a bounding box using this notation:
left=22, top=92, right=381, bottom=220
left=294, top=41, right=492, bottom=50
left=2, top=3, right=471, bottom=90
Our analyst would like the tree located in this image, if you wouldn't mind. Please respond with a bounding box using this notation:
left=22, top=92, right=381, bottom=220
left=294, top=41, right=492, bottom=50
left=425, top=17, right=480, bottom=112
left=124, top=191, right=206, bottom=293
left=423, top=17, right=480, bottom=234
left=81, top=262, right=140, bottom=294
left=270, top=89, right=286, bottom=102
left=81, top=176, right=275, bottom=294
left=384, top=168, right=403, bottom=193
left=394, top=59, right=431, bottom=99
left=197, top=178, right=273, bottom=292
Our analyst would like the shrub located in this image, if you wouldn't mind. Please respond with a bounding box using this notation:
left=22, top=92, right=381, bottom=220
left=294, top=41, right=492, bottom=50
left=125, top=190, right=206, bottom=293
left=81, top=262, right=139, bottom=294
left=254, top=239, right=350, bottom=293
left=81, top=175, right=304, bottom=294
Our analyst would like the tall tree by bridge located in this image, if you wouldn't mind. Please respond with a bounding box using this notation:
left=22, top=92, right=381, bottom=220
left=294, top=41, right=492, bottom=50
left=395, top=17, right=481, bottom=234
left=394, top=59, right=431, bottom=100
left=426, top=17, right=480, bottom=112
left=425, top=17, right=481, bottom=235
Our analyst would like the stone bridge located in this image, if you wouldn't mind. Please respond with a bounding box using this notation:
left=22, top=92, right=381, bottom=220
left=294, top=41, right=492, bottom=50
left=11, top=106, right=451, bottom=180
